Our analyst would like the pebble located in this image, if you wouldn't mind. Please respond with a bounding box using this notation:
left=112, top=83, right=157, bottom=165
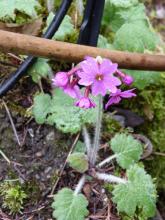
left=35, top=150, right=44, bottom=157
left=44, top=166, right=52, bottom=174
left=46, top=131, right=55, bottom=141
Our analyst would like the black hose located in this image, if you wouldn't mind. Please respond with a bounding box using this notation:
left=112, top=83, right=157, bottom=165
left=0, top=0, right=73, bottom=97
left=77, top=0, right=105, bottom=46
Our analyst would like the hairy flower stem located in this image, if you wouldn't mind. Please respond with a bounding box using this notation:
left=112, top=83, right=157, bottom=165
left=90, top=95, right=103, bottom=166
left=97, top=154, right=117, bottom=168
left=96, top=172, right=127, bottom=184
left=83, top=126, right=92, bottom=159
left=74, top=175, right=86, bottom=195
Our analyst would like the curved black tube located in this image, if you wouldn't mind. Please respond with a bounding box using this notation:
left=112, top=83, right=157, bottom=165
left=0, top=0, right=73, bottom=97
left=77, top=0, right=105, bottom=46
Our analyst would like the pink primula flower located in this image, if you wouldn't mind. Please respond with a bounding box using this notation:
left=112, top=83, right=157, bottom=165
left=63, top=84, right=81, bottom=99
left=75, top=97, right=96, bottom=109
left=116, top=70, right=134, bottom=86
left=52, top=71, right=81, bottom=99
left=52, top=72, right=69, bottom=87
left=122, top=75, right=134, bottom=86
left=105, top=89, right=136, bottom=109
left=78, top=56, right=121, bottom=96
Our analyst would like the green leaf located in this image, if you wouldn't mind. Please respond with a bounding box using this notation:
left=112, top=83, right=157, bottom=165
left=52, top=188, right=89, bottom=220
left=118, top=4, right=147, bottom=23
left=102, top=1, right=115, bottom=27
left=97, top=35, right=114, bottom=49
left=102, top=1, right=157, bottom=40
left=33, top=93, right=51, bottom=124
left=113, top=20, right=157, bottom=52
left=0, top=0, right=40, bottom=22
left=68, top=153, right=88, bottom=173
left=74, top=141, right=86, bottom=153
left=110, top=133, right=143, bottom=169
left=109, top=4, right=147, bottom=32
left=108, top=0, right=138, bottom=8
left=28, top=58, right=52, bottom=83
left=33, top=89, right=98, bottom=134
left=123, top=69, right=162, bottom=90
left=44, top=12, right=75, bottom=41
left=103, top=0, right=138, bottom=27
left=112, top=165, right=157, bottom=218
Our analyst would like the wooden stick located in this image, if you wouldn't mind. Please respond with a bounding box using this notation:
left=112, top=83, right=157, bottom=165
left=0, top=30, right=165, bottom=70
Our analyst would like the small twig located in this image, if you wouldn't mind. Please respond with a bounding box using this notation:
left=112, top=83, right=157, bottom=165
left=0, top=149, right=11, bottom=164
left=23, top=205, right=45, bottom=214
left=153, top=152, right=165, bottom=157
left=26, top=216, right=34, bottom=220
left=13, top=163, right=26, bottom=181
left=106, top=202, right=111, bottom=220
left=49, top=132, right=80, bottom=195
left=7, top=53, right=24, bottom=62
left=2, top=100, right=21, bottom=146
left=4, top=179, right=20, bottom=182
left=89, top=215, right=106, bottom=219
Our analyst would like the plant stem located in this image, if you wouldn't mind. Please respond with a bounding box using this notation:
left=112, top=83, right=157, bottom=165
left=97, top=154, right=117, bottom=168
left=83, top=126, right=91, bottom=159
left=96, top=172, right=127, bottom=184
left=90, top=95, right=103, bottom=165
left=74, top=175, right=86, bottom=195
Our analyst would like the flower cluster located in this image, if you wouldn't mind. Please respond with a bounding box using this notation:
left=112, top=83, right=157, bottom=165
left=52, top=56, right=136, bottom=109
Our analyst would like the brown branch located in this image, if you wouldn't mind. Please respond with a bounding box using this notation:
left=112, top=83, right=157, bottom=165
left=0, top=30, right=165, bottom=71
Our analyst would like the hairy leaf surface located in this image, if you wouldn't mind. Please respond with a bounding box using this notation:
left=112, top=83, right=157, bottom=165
left=68, top=153, right=88, bottom=173
left=28, top=58, right=52, bottom=83
left=113, top=21, right=157, bottom=52
left=52, top=188, right=88, bottom=220
left=44, top=12, right=74, bottom=41
left=0, top=0, right=40, bottom=22
left=33, top=89, right=98, bottom=133
left=112, top=165, right=157, bottom=218
left=108, top=0, right=138, bottom=8
left=110, top=134, right=142, bottom=169
left=123, top=69, right=162, bottom=90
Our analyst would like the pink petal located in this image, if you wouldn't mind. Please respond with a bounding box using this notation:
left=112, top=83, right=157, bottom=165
left=75, top=97, right=96, bottom=109
left=80, top=57, right=99, bottom=75
left=110, top=89, right=122, bottom=96
left=103, top=76, right=121, bottom=93
left=108, top=83, right=118, bottom=93
left=92, top=81, right=107, bottom=96
left=52, top=72, right=68, bottom=87
left=78, top=72, right=94, bottom=86
left=100, top=59, right=118, bottom=75
left=120, top=89, right=136, bottom=98
left=63, top=85, right=81, bottom=99
left=105, top=96, right=121, bottom=109
left=105, top=75, right=121, bottom=86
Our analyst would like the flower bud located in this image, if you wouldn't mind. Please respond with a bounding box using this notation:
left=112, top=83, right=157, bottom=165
left=75, top=97, right=96, bottom=109
left=123, top=75, right=134, bottom=85
left=52, top=72, right=68, bottom=87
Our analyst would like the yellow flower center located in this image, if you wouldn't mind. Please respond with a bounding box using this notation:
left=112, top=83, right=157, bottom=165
left=95, top=74, right=103, bottom=81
